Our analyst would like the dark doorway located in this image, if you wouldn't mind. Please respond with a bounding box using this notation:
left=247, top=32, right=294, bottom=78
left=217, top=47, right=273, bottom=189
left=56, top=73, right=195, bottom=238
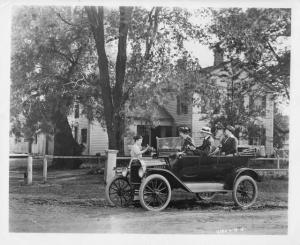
left=151, top=126, right=173, bottom=149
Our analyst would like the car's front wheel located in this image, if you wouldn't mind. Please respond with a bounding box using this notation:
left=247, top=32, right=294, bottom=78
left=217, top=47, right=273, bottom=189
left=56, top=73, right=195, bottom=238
left=105, top=176, right=133, bottom=207
left=232, top=175, right=258, bottom=208
left=139, top=174, right=171, bottom=211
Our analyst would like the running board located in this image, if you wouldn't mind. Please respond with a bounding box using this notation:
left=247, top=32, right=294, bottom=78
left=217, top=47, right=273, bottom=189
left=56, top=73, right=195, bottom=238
left=184, top=182, right=225, bottom=193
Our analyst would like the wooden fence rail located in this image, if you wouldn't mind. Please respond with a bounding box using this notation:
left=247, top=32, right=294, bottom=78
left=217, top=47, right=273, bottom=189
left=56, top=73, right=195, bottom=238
left=252, top=157, right=289, bottom=170
left=10, top=154, right=288, bottom=185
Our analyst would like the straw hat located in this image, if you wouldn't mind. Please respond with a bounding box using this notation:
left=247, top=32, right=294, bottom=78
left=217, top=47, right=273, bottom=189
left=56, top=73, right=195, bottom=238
left=200, top=126, right=212, bottom=135
left=226, top=125, right=235, bottom=133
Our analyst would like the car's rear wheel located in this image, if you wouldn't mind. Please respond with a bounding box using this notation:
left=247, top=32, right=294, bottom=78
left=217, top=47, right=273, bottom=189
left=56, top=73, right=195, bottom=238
left=105, top=176, right=133, bottom=207
left=196, top=192, right=216, bottom=201
left=139, top=174, right=171, bottom=211
left=232, top=175, right=258, bottom=208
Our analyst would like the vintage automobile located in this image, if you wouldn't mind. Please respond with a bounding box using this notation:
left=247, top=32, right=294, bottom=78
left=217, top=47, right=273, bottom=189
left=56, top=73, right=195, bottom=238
left=105, top=137, right=261, bottom=211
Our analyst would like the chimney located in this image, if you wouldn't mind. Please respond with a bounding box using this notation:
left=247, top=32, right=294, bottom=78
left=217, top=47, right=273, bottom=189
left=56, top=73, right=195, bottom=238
left=213, top=43, right=224, bottom=66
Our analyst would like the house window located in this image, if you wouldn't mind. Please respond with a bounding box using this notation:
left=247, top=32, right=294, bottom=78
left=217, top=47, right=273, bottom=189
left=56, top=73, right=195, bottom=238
left=249, top=94, right=266, bottom=115
left=201, top=97, right=208, bottom=114
left=15, top=137, right=22, bottom=144
left=74, top=126, right=78, bottom=142
left=74, top=104, right=79, bottom=118
left=248, top=126, right=266, bottom=145
left=81, top=128, right=87, bottom=144
left=177, top=95, right=188, bottom=115
left=137, top=125, right=150, bottom=146
left=34, top=134, right=38, bottom=144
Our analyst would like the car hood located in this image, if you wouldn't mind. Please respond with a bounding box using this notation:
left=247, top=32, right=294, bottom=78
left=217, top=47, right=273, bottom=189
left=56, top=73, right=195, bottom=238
left=141, top=157, right=167, bottom=167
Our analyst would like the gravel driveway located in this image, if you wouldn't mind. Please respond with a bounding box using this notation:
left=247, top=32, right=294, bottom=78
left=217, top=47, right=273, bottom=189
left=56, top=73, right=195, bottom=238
left=9, top=160, right=288, bottom=234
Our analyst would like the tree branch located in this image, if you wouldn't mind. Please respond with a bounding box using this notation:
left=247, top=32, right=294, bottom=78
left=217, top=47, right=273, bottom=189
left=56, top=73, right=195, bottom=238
left=114, top=6, right=133, bottom=111
left=56, top=12, right=81, bottom=27
left=266, top=41, right=281, bottom=62
left=144, top=7, right=161, bottom=60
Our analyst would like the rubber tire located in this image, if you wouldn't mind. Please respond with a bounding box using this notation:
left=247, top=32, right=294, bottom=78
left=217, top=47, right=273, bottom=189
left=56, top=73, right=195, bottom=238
left=232, top=175, right=258, bottom=208
left=196, top=192, right=217, bottom=201
left=139, top=174, right=171, bottom=211
left=105, top=176, right=133, bottom=207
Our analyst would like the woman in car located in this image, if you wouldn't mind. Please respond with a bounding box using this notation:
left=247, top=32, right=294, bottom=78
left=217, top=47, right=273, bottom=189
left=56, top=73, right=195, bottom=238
left=178, top=126, right=195, bottom=155
left=130, top=135, right=150, bottom=160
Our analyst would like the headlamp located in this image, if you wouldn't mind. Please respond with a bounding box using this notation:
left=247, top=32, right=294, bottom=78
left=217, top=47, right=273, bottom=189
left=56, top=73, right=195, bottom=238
left=138, top=167, right=145, bottom=178
left=122, top=168, right=128, bottom=177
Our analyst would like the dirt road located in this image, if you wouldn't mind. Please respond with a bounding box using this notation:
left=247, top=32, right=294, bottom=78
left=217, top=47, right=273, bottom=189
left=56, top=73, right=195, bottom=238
left=10, top=200, right=287, bottom=234
left=9, top=160, right=288, bottom=234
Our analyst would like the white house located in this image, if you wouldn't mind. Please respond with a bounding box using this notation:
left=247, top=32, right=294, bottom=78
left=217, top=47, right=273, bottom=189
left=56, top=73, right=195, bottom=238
left=10, top=50, right=276, bottom=156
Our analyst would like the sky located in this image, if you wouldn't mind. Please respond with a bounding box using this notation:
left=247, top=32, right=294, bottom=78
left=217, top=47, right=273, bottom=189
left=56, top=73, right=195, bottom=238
left=185, top=41, right=214, bottom=68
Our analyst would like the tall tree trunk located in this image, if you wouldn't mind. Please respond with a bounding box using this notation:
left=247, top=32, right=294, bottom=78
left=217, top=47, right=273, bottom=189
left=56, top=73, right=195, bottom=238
left=86, top=6, right=132, bottom=154
left=51, top=111, right=82, bottom=169
left=86, top=6, right=115, bottom=147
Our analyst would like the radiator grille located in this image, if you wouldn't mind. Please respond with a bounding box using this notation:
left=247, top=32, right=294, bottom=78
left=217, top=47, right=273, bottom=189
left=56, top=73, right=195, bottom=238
left=130, top=160, right=142, bottom=183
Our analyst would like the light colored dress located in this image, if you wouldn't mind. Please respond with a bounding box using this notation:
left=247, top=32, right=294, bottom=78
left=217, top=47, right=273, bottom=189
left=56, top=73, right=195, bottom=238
left=130, top=144, right=143, bottom=159
left=130, top=143, right=146, bottom=169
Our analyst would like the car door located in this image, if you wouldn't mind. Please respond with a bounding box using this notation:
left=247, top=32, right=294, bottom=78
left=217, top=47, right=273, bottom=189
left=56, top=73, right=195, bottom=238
left=197, top=155, right=219, bottom=181
left=215, top=156, right=236, bottom=181
left=178, top=155, right=200, bottom=181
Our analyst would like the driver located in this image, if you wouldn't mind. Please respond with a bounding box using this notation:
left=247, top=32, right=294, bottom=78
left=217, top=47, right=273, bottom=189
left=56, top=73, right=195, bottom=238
left=130, top=135, right=150, bottom=170
left=178, top=126, right=195, bottom=155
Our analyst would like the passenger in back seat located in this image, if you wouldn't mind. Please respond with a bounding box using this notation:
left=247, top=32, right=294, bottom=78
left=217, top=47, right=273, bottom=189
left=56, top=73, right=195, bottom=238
left=189, top=127, right=216, bottom=156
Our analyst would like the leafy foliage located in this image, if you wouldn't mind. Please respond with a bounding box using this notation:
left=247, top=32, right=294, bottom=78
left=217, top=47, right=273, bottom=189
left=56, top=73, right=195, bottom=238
left=197, top=8, right=290, bottom=143
left=208, top=8, right=290, bottom=99
left=11, top=6, right=94, bottom=136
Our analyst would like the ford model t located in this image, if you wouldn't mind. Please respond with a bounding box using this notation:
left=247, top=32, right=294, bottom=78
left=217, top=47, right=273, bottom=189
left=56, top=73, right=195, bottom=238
left=105, top=137, right=261, bottom=211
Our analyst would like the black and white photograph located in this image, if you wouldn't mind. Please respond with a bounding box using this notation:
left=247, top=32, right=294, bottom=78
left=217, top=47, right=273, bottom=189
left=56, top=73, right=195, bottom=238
left=1, top=0, right=300, bottom=242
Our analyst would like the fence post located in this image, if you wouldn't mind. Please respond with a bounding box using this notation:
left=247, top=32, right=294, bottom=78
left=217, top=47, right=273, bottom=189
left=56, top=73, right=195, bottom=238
left=27, top=155, right=33, bottom=185
left=277, top=157, right=280, bottom=169
left=104, top=150, right=118, bottom=185
left=43, top=156, right=47, bottom=183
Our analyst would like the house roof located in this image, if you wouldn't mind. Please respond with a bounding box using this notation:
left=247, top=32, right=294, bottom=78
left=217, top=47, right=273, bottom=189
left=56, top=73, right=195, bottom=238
left=197, top=59, right=277, bottom=94
left=127, top=104, right=174, bottom=123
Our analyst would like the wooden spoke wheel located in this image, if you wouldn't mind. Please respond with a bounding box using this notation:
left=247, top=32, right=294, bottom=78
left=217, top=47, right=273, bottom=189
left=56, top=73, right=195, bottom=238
left=105, top=176, right=133, bottom=207
left=139, top=174, right=171, bottom=211
left=233, top=175, right=258, bottom=208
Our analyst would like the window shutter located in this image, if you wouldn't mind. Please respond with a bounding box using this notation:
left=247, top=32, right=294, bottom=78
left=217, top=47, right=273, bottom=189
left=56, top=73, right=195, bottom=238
left=177, top=95, right=181, bottom=115
left=74, top=104, right=79, bottom=118
left=81, top=128, right=87, bottom=144
left=262, top=95, right=267, bottom=116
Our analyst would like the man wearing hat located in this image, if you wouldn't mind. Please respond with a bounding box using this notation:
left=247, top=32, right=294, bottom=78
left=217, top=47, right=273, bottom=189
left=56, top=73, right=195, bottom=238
left=214, top=125, right=238, bottom=156
left=178, top=126, right=195, bottom=153
left=190, top=126, right=216, bottom=156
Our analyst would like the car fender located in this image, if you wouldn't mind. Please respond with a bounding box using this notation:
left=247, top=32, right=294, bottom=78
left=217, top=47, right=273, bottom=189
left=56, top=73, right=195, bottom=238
left=145, top=168, right=190, bottom=192
left=224, top=167, right=261, bottom=190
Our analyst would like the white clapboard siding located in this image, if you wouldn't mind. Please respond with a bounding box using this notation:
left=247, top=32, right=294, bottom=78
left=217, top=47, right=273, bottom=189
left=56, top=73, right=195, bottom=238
left=9, top=136, right=28, bottom=153
left=192, top=97, right=209, bottom=146
left=89, top=121, right=108, bottom=155
left=47, top=135, right=54, bottom=155
left=164, top=97, right=192, bottom=128
left=68, top=105, right=91, bottom=155
left=32, top=133, right=46, bottom=155
left=68, top=115, right=89, bottom=142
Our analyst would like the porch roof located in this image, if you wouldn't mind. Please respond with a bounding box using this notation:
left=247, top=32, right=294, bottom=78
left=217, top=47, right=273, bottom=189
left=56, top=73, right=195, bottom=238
left=127, top=104, right=175, bottom=125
